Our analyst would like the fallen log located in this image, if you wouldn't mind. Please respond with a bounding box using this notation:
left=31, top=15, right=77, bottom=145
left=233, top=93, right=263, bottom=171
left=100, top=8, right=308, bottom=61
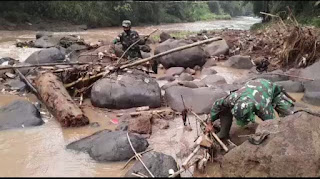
left=34, top=72, right=89, bottom=127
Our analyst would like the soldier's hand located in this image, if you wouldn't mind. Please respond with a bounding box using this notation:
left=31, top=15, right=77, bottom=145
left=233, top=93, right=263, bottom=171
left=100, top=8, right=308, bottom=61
left=205, top=122, right=214, bottom=133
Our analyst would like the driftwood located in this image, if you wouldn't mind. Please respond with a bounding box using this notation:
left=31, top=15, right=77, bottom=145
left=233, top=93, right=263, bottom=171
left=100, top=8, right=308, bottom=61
left=34, top=72, right=89, bottom=127
left=190, top=111, right=229, bottom=152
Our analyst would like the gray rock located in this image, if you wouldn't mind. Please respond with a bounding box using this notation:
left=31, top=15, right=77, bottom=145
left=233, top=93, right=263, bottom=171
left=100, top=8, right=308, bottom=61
left=203, top=58, right=217, bottom=68
left=6, top=79, right=26, bottom=91
left=300, top=60, right=320, bottom=80
left=125, top=151, right=178, bottom=177
left=159, top=32, right=171, bottom=43
left=200, top=74, right=227, bottom=86
left=91, top=71, right=161, bottom=109
left=25, top=47, right=66, bottom=64
left=165, top=67, right=185, bottom=76
left=165, top=86, right=227, bottom=114
left=177, top=81, right=199, bottom=88
left=275, top=80, right=304, bottom=93
left=204, top=39, right=229, bottom=57
left=156, top=75, right=175, bottom=82
left=140, top=45, right=151, bottom=53
left=0, top=100, right=44, bottom=130
left=141, top=51, right=151, bottom=59
left=154, top=39, right=207, bottom=69
left=185, top=67, right=196, bottom=75
left=224, top=55, right=253, bottom=69
left=66, top=130, right=149, bottom=162
left=221, top=112, right=320, bottom=177
left=201, top=67, right=217, bottom=76
left=302, top=79, right=320, bottom=106
left=34, top=35, right=60, bottom=48
left=178, top=73, right=194, bottom=81
left=35, top=31, right=53, bottom=39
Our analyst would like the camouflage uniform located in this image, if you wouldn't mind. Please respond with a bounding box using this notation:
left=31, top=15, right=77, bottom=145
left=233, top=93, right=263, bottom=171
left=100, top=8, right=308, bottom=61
left=210, top=78, right=294, bottom=139
left=113, top=29, right=142, bottom=60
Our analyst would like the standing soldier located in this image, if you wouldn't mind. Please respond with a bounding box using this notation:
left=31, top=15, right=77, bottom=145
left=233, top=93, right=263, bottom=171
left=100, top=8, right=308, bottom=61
left=205, top=78, right=295, bottom=140
left=111, top=20, right=142, bottom=60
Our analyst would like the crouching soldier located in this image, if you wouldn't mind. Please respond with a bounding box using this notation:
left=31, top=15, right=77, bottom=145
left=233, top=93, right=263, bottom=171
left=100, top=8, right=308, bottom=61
left=205, top=78, right=295, bottom=140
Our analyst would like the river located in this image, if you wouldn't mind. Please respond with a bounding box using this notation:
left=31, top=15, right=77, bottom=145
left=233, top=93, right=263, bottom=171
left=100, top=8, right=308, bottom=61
left=0, top=16, right=273, bottom=177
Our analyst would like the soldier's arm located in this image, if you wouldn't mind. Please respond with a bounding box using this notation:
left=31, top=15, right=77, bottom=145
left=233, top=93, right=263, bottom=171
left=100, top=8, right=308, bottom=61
left=113, top=34, right=122, bottom=44
left=210, top=98, right=225, bottom=122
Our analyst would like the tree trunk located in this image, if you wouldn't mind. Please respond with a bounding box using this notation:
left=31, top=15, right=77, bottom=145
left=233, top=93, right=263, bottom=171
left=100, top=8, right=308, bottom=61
left=34, top=72, right=89, bottom=127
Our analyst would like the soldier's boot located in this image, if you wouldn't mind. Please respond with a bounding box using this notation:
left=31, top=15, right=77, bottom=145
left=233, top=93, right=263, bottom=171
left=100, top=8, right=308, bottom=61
left=216, top=111, right=233, bottom=140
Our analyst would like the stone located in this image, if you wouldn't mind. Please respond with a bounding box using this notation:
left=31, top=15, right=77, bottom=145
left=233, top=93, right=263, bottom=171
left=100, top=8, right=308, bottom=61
left=6, top=79, right=26, bottom=91
left=125, top=151, right=178, bottom=177
left=156, top=75, right=175, bottom=82
left=34, top=35, right=59, bottom=48
left=91, top=70, right=161, bottom=109
left=35, top=31, right=53, bottom=39
left=201, top=67, right=217, bottom=76
left=224, top=55, right=253, bottom=69
left=221, top=112, right=320, bottom=177
left=204, top=39, right=229, bottom=57
left=165, top=67, right=185, bottom=76
left=159, top=32, right=171, bottom=43
left=275, top=80, right=304, bottom=93
left=185, top=67, right=196, bottom=75
left=154, top=39, right=207, bottom=69
left=129, top=115, right=152, bottom=134
left=300, top=60, right=320, bottom=80
left=203, top=58, right=217, bottom=68
left=200, top=74, right=227, bottom=87
left=178, top=72, right=194, bottom=81
left=25, top=47, right=66, bottom=64
left=165, top=86, right=227, bottom=114
left=66, top=130, right=149, bottom=162
left=0, top=100, right=44, bottom=130
left=302, top=79, right=320, bottom=106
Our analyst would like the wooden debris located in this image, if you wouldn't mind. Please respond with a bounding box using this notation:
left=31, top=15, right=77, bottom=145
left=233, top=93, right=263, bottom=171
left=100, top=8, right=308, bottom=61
left=34, top=72, right=89, bottom=127
left=136, top=106, right=150, bottom=112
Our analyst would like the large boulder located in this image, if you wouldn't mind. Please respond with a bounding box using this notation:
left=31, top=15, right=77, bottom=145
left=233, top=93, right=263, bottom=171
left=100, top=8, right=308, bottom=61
left=224, top=55, right=253, bottom=69
left=204, top=39, right=229, bottom=57
left=275, top=80, right=304, bottom=93
left=66, top=130, right=149, bottom=162
left=154, top=39, right=207, bottom=69
left=200, top=74, right=227, bottom=87
left=25, top=47, right=66, bottom=64
left=0, top=100, right=44, bottom=130
left=91, top=71, right=161, bottom=109
left=125, top=151, right=178, bottom=177
left=165, top=86, right=227, bottom=114
left=302, top=79, right=320, bottom=106
left=300, top=60, right=320, bottom=80
left=221, top=111, right=320, bottom=177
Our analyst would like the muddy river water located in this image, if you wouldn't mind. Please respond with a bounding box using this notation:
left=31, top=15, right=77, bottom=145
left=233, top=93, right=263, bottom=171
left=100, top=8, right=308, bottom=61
left=1, top=16, right=317, bottom=177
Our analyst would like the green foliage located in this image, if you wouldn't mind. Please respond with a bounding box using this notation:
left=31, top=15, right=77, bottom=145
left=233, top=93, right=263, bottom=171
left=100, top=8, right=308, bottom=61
left=0, top=1, right=253, bottom=27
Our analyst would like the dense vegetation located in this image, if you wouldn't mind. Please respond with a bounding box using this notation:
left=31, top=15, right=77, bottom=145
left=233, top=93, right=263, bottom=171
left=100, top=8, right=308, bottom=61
left=0, top=1, right=253, bottom=28
left=250, top=1, right=320, bottom=27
